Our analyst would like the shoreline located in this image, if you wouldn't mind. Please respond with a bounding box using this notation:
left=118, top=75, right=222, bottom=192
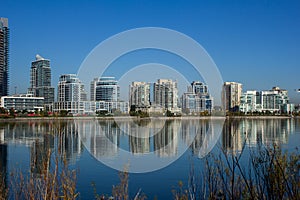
left=0, top=115, right=298, bottom=122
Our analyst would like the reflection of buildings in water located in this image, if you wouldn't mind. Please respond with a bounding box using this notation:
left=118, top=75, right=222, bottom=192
left=0, top=122, right=55, bottom=176
left=4, top=122, right=52, bottom=146
left=154, top=120, right=180, bottom=157
left=222, top=119, right=295, bottom=153
left=247, top=119, right=294, bottom=146
left=129, top=135, right=150, bottom=155
left=56, top=121, right=82, bottom=164
left=0, top=142, right=8, bottom=191
left=0, top=121, right=83, bottom=175
left=182, top=120, right=210, bottom=156
left=76, top=120, right=119, bottom=158
left=30, top=134, right=54, bottom=175
left=222, top=119, right=246, bottom=154
left=0, top=128, right=4, bottom=143
left=127, top=120, right=156, bottom=155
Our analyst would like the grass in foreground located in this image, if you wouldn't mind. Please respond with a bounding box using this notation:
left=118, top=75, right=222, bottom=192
left=0, top=144, right=299, bottom=199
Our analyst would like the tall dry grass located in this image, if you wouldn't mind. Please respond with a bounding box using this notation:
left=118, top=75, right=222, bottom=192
left=173, top=144, right=300, bottom=200
left=8, top=149, right=78, bottom=200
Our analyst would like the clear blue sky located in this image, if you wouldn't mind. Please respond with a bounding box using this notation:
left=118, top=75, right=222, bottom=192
left=2, top=0, right=300, bottom=103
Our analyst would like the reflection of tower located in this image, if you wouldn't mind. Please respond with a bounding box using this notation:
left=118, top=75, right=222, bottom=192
left=77, top=120, right=120, bottom=158
left=222, top=119, right=244, bottom=154
left=221, top=118, right=293, bottom=153
left=30, top=134, right=54, bottom=176
left=185, top=120, right=210, bottom=156
left=57, top=121, right=82, bottom=164
left=0, top=143, right=8, bottom=193
left=93, top=121, right=119, bottom=157
left=129, top=135, right=150, bottom=154
left=154, top=120, right=180, bottom=157
left=261, top=119, right=290, bottom=145
left=129, top=122, right=150, bottom=154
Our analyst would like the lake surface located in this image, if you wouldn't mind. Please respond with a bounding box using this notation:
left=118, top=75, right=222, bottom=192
left=0, top=118, right=299, bottom=199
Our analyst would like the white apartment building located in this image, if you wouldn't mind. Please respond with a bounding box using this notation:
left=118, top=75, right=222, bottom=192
left=53, top=101, right=129, bottom=115
left=181, top=81, right=213, bottom=114
left=90, top=77, right=120, bottom=102
left=1, top=94, right=44, bottom=112
left=240, top=87, right=294, bottom=113
left=129, top=81, right=151, bottom=109
left=57, top=74, right=87, bottom=102
left=153, top=79, right=179, bottom=112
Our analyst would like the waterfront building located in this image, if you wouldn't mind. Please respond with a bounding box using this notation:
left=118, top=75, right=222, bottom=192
left=181, top=81, right=213, bottom=114
left=53, top=100, right=129, bottom=115
left=28, top=54, right=55, bottom=107
left=191, top=81, right=209, bottom=94
left=54, top=74, right=87, bottom=115
left=240, top=87, right=294, bottom=113
left=129, top=81, right=151, bottom=109
left=0, top=93, right=44, bottom=112
left=90, top=77, right=120, bottom=102
left=90, top=78, right=98, bottom=101
left=181, top=93, right=212, bottom=114
left=222, top=82, right=243, bottom=112
left=153, top=79, right=179, bottom=112
left=0, top=18, right=9, bottom=97
left=260, top=87, right=289, bottom=112
left=57, top=74, right=87, bottom=102
left=239, top=90, right=259, bottom=113
left=93, top=101, right=129, bottom=114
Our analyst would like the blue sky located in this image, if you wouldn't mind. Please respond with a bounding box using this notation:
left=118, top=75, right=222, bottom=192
left=2, top=0, right=300, bottom=103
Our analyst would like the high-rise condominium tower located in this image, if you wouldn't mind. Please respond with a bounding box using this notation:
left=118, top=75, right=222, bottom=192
left=153, top=79, right=178, bottom=110
left=28, top=54, right=55, bottom=105
left=90, top=77, right=120, bottom=102
left=129, top=81, right=151, bottom=108
left=57, top=74, right=87, bottom=102
left=0, top=17, right=9, bottom=96
left=222, top=82, right=243, bottom=112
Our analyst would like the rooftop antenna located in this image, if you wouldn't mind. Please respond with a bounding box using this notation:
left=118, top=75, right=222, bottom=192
left=14, top=86, right=17, bottom=95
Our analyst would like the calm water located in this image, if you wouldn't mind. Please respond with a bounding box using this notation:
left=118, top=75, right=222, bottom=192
left=0, top=118, right=299, bottom=199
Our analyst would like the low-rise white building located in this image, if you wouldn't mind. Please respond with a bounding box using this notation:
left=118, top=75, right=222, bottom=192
left=1, top=94, right=44, bottom=112
left=53, top=101, right=129, bottom=115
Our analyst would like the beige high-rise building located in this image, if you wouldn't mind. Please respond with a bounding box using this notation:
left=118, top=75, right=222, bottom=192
left=129, top=81, right=150, bottom=109
left=153, top=79, right=178, bottom=111
left=222, top=82, right=242, bottom=112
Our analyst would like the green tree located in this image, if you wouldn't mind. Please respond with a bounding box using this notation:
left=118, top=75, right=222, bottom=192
left=0, top=107, right=7, bottom=114
left=9, top=108, right=15, bottom=117
left=59, top=110, right=69, bottom=117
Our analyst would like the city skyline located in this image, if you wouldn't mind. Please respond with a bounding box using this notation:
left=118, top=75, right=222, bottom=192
left=1, top=0, right=300, bottom=103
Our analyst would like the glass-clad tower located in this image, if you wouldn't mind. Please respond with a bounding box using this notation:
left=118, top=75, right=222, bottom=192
left=28, top=54, right=55, bottom=105
left=0, top=18, right=9, bottom=96
left=91, top=77, right=120, bottom=102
